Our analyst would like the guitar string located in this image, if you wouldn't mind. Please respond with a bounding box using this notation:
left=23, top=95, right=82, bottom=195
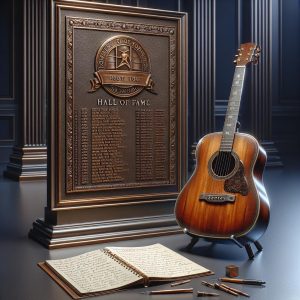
left=222, top=67, right=244, bottom=176
left=218, top=152, right=223, bottom=176
left=218, top=152, right=222, bottom=176
left=215, top=153, right=219, bottom=176
left=218, top=151, right=223, bottom=176
left=217, top=147, right=225, bottom=176
left=224, top=151, right=230, bottom=176
left=223, top=152, right=227, bottom=176
left=225, top=151, right=231, bottom=176
left=215, top=67, right=245, bottom=177
left=221, top=151, right=226, bottom=176
left=220, top=151, right=225, bottom=176
left=215, top=151, right=220, bottom=176
left=223, top=152, right=230, bottom=176
left=216, top=149, right=229, bottom=177
left=221, top=126, right=237, bottom=176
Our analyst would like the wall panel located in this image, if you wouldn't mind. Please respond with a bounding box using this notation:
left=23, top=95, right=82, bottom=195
left=272, top=0, right=300, bottom=152
left=215, top=0, right=241, bottom=132
left=0, top=115, right=15, bottom=141
left=0, top=1, right=14, bottom=100
left=0, top=0, right=17, bottom=165
left=279, top=0, right=300, bottom=103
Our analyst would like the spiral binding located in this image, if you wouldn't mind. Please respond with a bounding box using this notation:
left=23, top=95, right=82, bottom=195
left=103, top=249, right=149, bottom=287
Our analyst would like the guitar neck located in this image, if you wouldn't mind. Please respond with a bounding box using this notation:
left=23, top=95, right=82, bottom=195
left=220, top=66, right=246, bottom=152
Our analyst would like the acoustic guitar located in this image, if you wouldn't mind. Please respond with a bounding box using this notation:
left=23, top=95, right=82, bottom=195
left=175, top=43, right=270, bottom=250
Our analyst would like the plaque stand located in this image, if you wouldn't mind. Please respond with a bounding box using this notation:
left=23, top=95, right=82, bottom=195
left=29, top=1, right=187, bottom=249
left=29, top=214, right=181, bottom=249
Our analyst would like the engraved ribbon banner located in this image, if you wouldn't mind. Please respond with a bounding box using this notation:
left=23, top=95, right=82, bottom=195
left=89, top=70, right=155, bottom=93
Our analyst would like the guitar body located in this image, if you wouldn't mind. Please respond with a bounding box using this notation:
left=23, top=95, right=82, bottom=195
left=175, top=132, right=270, bottom=244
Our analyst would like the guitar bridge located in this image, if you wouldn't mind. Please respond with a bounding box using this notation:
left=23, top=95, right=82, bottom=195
left=200, top=194, right=235, bottom=203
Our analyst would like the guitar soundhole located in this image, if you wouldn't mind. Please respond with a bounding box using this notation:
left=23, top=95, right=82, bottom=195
left=211, top=151, right=237, bottom=178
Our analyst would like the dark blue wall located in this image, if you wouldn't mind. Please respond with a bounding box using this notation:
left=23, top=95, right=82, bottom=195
left=271, top=0, right=300, bottom=152
left=0, top=0, right=18, bottom=165
left=0, top=0, right=299, bottom=166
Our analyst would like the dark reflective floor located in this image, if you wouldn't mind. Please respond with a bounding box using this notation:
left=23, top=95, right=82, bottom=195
left=0, top=155, right=300, bottom=300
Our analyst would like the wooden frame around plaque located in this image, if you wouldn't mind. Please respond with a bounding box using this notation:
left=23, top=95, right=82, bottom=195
left=30, top=0, right=187, bottom=248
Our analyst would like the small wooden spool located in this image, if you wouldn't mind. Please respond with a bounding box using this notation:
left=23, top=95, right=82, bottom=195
left=225, top=265, right=239, bottom=278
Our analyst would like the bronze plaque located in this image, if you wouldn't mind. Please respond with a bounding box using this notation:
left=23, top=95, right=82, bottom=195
left=50, top=1, right=187, bottom=208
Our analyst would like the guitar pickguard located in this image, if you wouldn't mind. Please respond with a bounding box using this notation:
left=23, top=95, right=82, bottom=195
left=224, top=161, right=248, bottom=196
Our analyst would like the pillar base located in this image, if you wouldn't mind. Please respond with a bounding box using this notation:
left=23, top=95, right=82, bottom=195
left=4, top=146, right=47, bottom=181
left=260, top=141, right=283, bottom=167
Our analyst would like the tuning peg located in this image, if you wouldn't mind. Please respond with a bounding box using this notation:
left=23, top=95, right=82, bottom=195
left=252, top=58, right=258, bottom=65
left=256, top=46, right=261, bottom=53
left=235, top=54, right=239, bottom=57
left=254, top=53, right=260, bottom=57
left=233, top=60, right=237, bottom=63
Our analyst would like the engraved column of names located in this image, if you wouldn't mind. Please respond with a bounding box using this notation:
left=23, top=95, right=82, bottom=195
left=136, top=109, right=154, bottom=181
left=91, top=108, right=126, bottom=184
left=81, top=108, right=89, bottom=185
left=74, top=109, right=78, bottom=186
left=154, top=109, right=168, bottom=181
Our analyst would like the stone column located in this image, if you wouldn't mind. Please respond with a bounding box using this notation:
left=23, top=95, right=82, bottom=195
left=4, top=0, right=47, bottom=180
left=181, top=0, right=216, bottom=170
left=250, top=0, right=282, bottom=166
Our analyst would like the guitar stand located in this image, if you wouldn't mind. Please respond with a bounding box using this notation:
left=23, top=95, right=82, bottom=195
left=186, top=237, right=263, bottom=260
left=186, top=236, right=200, bottom=251
left=245, top=241, right=263, bottom=259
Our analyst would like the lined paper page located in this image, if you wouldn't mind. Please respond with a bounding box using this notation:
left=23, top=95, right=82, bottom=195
left=46, top=250, right=143, bottom=294
left=106, top=244, right=210, bottom=280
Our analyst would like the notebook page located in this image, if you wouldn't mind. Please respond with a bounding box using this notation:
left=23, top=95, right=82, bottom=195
left=106, top=244, right=210, bottom=280
left=46, top=249, right=143, bottom=294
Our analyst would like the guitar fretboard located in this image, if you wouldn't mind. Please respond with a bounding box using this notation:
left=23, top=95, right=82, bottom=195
left=220, top=66, right=246, bottom=152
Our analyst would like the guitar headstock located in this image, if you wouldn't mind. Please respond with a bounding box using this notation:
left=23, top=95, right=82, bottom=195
left=233, top=43, right=261, bottom=66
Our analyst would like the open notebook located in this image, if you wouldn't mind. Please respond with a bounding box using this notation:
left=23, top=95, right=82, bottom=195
left=38, top=243, right=213, bottom=298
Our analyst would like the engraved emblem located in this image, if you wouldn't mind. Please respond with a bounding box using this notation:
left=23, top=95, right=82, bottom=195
left=89, top=35, right=155, bottom=98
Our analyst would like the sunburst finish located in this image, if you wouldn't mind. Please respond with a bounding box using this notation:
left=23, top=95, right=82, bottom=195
left=175, top=132, right=270, bottom=243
